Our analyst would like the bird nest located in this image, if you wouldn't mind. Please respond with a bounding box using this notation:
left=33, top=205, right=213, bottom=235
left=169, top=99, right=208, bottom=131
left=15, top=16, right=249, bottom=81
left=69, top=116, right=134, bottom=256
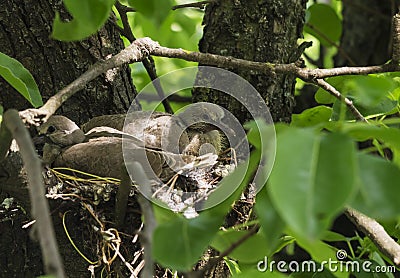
left=45, top=157, right=235, bottom=215
left=42, top=156, right=235, bottom=276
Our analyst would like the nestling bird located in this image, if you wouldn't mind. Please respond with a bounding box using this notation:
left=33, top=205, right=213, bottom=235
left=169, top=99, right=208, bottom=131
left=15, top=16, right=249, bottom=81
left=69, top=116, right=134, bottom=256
left=81, top=105, right=229, bottom=156
left=38, top=115, right=217, bottom=181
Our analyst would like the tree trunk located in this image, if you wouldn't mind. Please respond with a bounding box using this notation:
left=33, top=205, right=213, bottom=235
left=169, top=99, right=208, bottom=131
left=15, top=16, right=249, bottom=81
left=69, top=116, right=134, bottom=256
left=0, top=0, right=140, bottom=124
left=0, top=0, right=140, bottom=276
left=334, top=0, right=400, bottom=66
left=193, top=0, right=307, bottom=123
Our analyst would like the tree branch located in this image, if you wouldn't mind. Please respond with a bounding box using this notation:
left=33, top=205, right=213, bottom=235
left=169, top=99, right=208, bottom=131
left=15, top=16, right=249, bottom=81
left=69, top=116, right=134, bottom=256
left=3, top=109, right=65, bottom=278
left=192, top=225, right=259, bottom=278
left=314, top=79, right=366, bottom=122
left=18, top=37, right=400, bottom=125
left=215, top=225, right=259, bottom=262
left=305, top=23, right=356, bottom=66
left=172, top=0, right=216, bottom=10
left=19, top=38, right=157, bottom=125
left=137, top=93, right=192, bottom=103
left=345, top=207, right=400, bottom=266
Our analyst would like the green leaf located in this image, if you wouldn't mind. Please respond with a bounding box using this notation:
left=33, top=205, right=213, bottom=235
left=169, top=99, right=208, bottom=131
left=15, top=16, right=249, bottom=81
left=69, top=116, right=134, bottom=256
left=152, top=203, right=181, bottom=224
left=352, top=258, right=394, bottom=278
left=269, top=128, right=357, bottom=239
left=224, top=259, right=241, bottom=275
left=350, top=153, right=400, bottom=220
left=211, top=230, right=268, bottom=263
left=331, top=123, right=400, bottom=166
left=152, top=212, right=222, bottom=270
left=254, top=186, right=285, bottom=255
left=129, top=0, right=173, bottom=26
left=343, top=75, right=396, bottom=107
left=325, top=75, right=398, bottom=120
left=315, top=76, right=345, bottom=104
left=291, top=106, right=332, bottom=127
left=304, top=4, right=342, bottom=46
left=315, top=89, right=335, bottom=104
left=0, top=52, right=42, bottom=107
left=52, top=0, right=115, bottom=41
left=321, top=231, right=348, bottom=242
left=356, top=98, right=398, bottom=118
left=314, top=133, right=357, bottom=218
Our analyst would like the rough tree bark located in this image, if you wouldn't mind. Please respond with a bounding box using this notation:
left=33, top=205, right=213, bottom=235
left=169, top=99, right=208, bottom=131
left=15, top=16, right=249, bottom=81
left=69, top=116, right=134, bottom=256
left=0, top=0, right=139, bottom=276
left=193, top=0, right=307, bottom=123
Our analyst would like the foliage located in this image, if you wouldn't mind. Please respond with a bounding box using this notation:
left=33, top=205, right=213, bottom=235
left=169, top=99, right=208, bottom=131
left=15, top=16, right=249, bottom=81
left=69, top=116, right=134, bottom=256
left=0, top=52, right=43, bottom=108
left=304, top=3, right=342, bottom=47
left=52, top=0, right=116, bottom=41
left=128, top=0, right=174, bottom=27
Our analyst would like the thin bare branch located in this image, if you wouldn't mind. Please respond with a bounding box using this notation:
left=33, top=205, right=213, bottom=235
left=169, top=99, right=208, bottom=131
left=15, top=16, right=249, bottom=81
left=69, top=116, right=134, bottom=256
left=305, top=23, right=356, bottom=66
left=138, top=93, right=192, bottom=103
left=193, top=225, right=259, bottom=277
left=293, top=63, right=399, bottom=80
left=345, top=207, right=400, bottom=266
left=3, top=109, right=65, bottom=278
left=115, top=1, right=135, bottom=13
left=115, top=2, right=173, bottom=114
left=314, top=79, right=366, bottom=122
left=172, top=0, right=216, bottom=10
left=150, top=42, right=400, bottom=79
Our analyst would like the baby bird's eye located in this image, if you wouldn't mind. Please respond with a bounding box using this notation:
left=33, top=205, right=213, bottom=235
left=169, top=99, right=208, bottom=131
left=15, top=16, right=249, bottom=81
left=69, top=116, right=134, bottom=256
left=47, top=125, right=56, bottom=134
